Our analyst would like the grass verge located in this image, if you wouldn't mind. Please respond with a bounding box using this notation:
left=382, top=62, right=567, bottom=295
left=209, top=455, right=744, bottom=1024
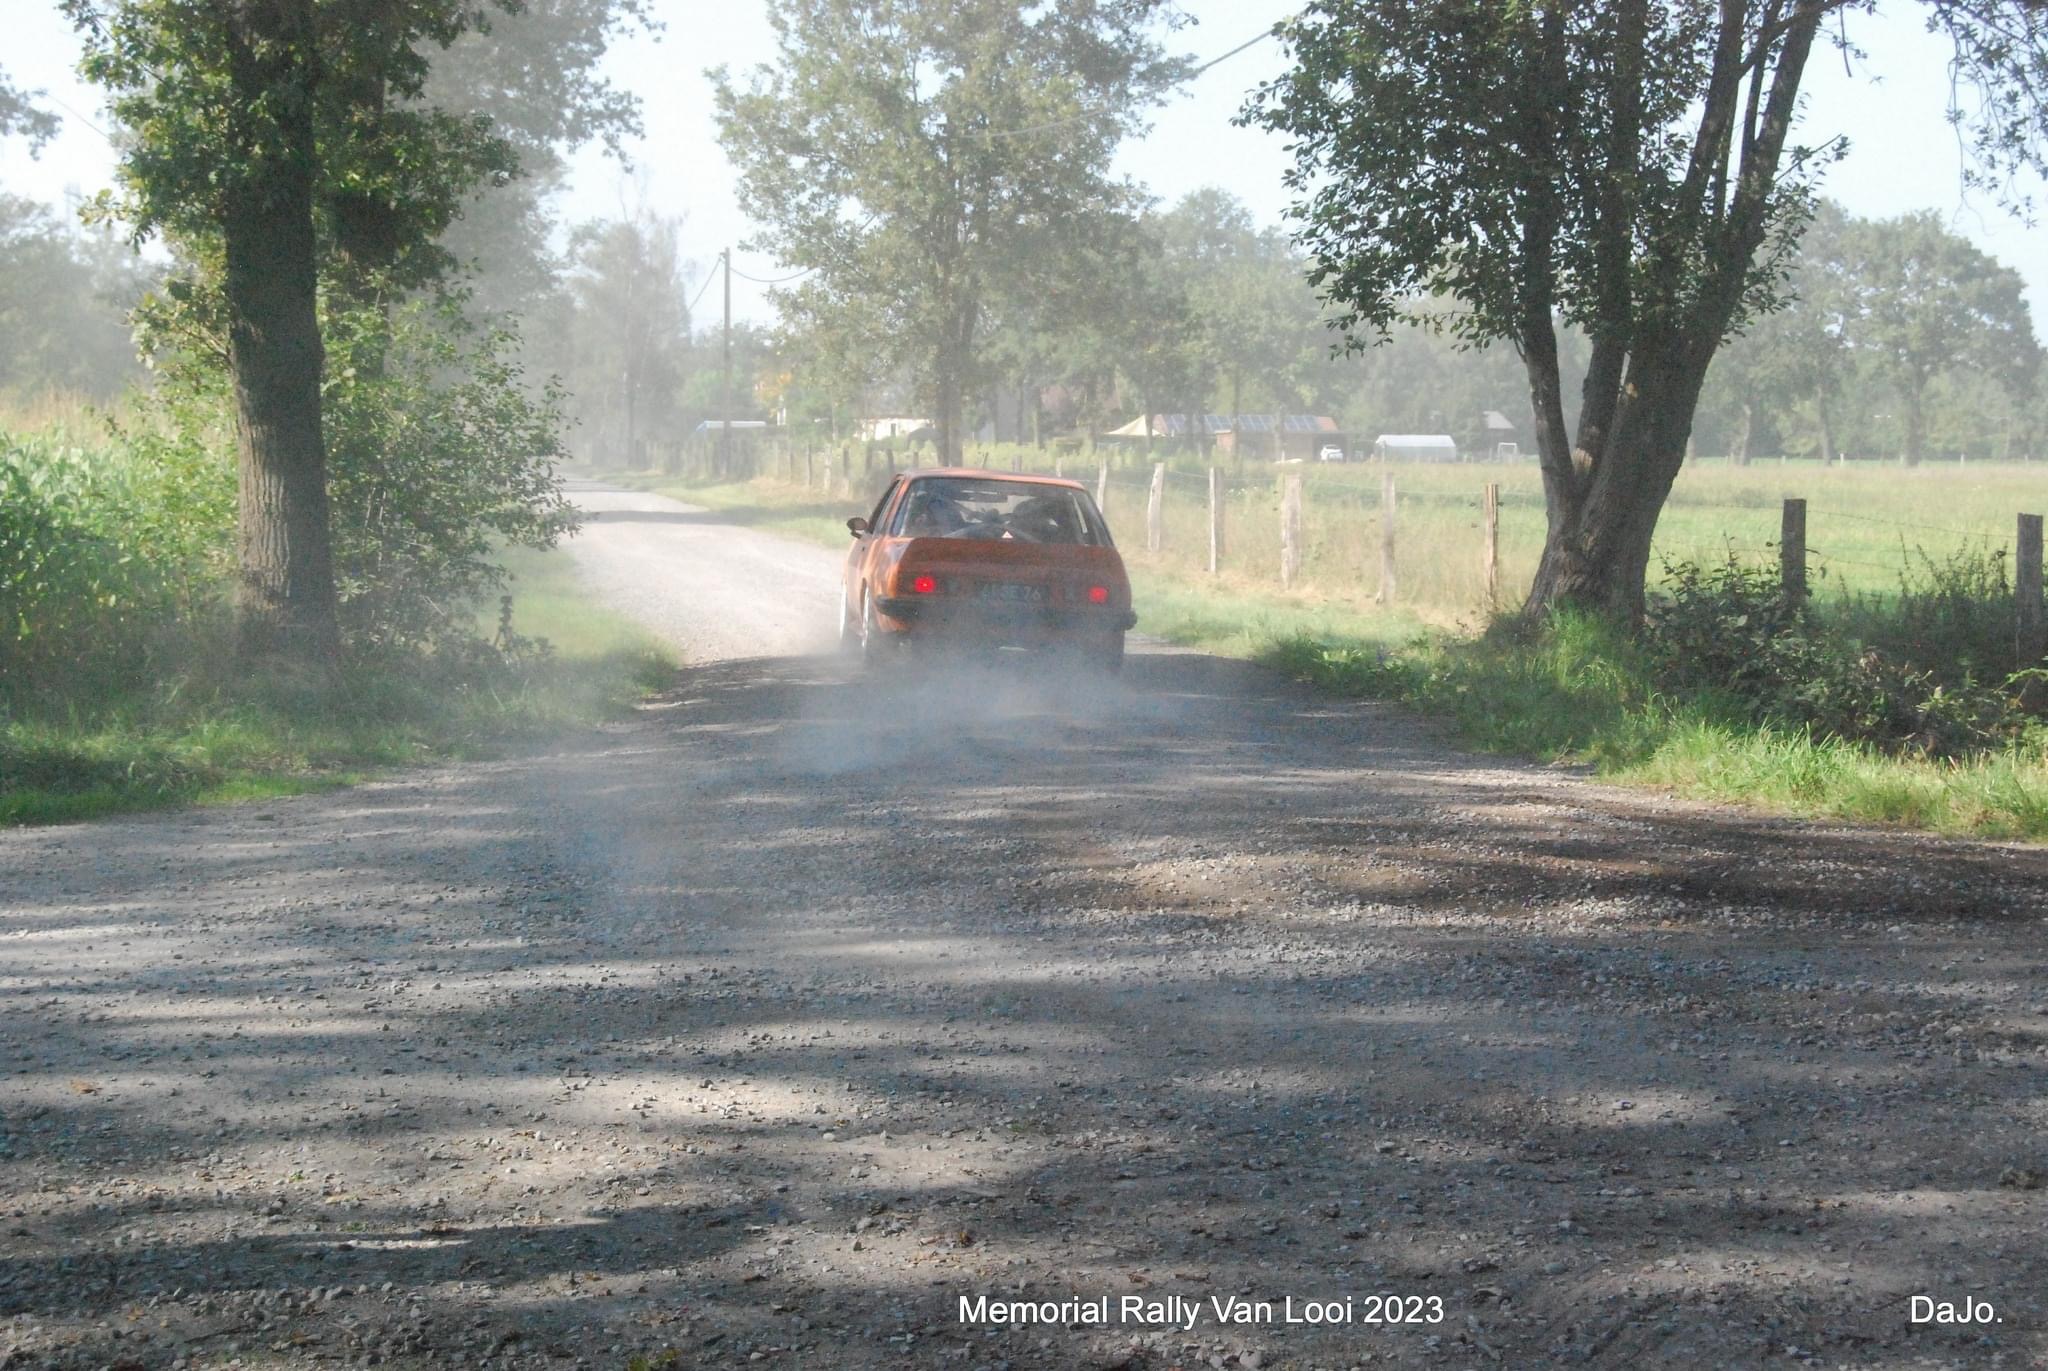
left=0, top=546, right=673, bottom=826
left=1266, top=619, right=2048, bottom=841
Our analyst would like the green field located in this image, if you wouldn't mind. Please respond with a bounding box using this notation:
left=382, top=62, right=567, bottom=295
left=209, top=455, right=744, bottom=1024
left=619, top=444, right=2045, bottom=624
left=1078, top=449, right=2040, bottom=619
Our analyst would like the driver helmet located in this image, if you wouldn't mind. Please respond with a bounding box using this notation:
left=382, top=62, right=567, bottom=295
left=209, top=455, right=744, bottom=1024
left=907, top=488, right=963, bottom=534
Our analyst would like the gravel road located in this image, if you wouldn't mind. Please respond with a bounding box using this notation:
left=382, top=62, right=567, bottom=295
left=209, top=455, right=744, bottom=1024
left=4, top=481, right=2046, bottom=1371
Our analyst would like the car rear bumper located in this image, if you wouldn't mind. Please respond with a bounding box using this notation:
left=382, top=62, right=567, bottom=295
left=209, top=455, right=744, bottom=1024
left=876, top=596, right=1136, bottom=637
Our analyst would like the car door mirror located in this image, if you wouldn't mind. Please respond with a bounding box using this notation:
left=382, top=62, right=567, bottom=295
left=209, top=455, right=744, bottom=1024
left=847, top=516, right=870, bottom=537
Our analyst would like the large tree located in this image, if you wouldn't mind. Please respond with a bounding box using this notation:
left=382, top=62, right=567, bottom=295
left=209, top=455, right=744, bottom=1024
left=1248, top=0, right=2048, bottom=622
left=1845, top=209, right=2038, bottom=464
left=1699, top=199, right=1856, bottom=464
left=1155, top=189, right=1337, bottom=424
left=0, top=193, right=156, bottom=398
left=561, top=210, right=695, bottom=465
left=713, top=0, right=1187, bottom=464
left=423, top=0, right=647, bottom=327
left=66, top=0, right=614, bottom=661
left=72, top=0, right=347, bottom=660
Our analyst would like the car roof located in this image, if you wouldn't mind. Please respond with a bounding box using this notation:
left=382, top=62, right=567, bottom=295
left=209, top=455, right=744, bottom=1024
left=901, top=467, right=1087, bottom=491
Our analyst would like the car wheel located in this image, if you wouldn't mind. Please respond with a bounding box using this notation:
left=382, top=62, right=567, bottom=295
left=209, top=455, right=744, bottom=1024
left=1094, top=631, right=1125, bottom=675
left=858, top=590, right=889, bottom=669
left=837, top=583, right=859, bottom=655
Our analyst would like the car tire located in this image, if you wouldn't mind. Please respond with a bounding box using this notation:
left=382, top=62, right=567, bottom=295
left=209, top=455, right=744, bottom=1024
left=1094, top=631, right=1125, bottom=675
left=837, top=584, right=860, bottom=655
left=858, top=590, right=889, bottom=670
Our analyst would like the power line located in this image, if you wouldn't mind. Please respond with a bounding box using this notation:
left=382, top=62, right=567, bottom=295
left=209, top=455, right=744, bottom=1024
left=1190, top=24, right=1284, bottom=78
left=685, top=261, right=719, bottom=315
left=962, top=19, right=1288, bottom=143
left=728, top=262, right=814, bottom=285
left=41, top=91, right=112, bottom=144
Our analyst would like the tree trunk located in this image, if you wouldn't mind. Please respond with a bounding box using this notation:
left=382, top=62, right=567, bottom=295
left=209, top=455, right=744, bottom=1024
left=221, top=132, right=341, bottom=663
left=1512, top=0, right=1822, bottom=626
left=1903, top=379, right=1926, bottom=467
left=935, top=367, right=962, bottom=466
left=1815, top=389, right=1837, bottom=465
left=1732, top=399, right=1753, bottom=466
left=932, top=298, right=978, bottom=466
left=1525, top=346, right=1706, bottom=624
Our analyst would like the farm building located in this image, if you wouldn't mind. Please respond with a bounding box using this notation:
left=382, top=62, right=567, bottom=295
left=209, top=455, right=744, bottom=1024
left=692, top=419, right=773, bottom=442
left=1371, top=433, right=1460, bottom=461
left=863, top=416, right=933, bottom=442
left=1480, top=410, right=1520, bottom=459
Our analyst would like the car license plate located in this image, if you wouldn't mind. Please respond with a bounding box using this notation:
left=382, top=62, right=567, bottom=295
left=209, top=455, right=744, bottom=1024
left=975, top=582, right=1044, bottom=604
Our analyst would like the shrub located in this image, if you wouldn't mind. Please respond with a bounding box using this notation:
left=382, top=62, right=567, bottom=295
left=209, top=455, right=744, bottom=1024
left=322, top=299, right=579, bottom=651
left=1834, top=540, right=2017, bottom=688
left=1641, top=553, right=2020, bottom=758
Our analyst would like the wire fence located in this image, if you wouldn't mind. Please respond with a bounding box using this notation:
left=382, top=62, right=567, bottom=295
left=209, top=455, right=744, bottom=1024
left=642, top=436, right=2045, bottom=635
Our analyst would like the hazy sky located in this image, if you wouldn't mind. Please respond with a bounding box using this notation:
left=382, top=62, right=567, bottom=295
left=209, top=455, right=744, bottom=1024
left=4, top=2, right=2043, bottom=327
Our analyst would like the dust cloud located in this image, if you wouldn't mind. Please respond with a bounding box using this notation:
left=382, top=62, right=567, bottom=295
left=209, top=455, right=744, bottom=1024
left=770, top=654, right=1166, bottom=779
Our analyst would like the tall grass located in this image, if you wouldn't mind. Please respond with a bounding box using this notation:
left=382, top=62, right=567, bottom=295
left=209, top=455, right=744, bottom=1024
left=2, top=414, right=673, bottom=825
left=0, top=424, right=232, bottom=687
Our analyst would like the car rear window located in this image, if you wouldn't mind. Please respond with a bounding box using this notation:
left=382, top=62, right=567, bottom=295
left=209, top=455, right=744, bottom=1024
left=889, top=478, right=1113, bottom=546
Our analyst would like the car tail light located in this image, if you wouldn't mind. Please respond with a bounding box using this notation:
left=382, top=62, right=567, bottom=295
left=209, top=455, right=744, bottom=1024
left=911, top=574, right=938, bottom=594
left=1087, top=585, right=1110, bottom=604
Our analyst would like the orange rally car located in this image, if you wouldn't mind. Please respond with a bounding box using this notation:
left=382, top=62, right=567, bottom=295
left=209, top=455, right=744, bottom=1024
left=838, top=469, right=1136, bottom=671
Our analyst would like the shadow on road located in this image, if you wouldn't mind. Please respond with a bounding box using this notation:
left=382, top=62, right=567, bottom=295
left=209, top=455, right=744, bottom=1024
left=3, top=648, right=2043, bottom=1367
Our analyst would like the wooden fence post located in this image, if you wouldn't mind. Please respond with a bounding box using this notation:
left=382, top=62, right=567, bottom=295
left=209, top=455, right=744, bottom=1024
left=1096, top=461, right=1109, bottom=511
left=1781, top=497, right=1807, bottom=602
left=1209, top=466, right=1224, bottom=574
left=1280, top=473, right=1303, bottom=588
left=1482, top=481, right=1499, bottom=609
left=2018, top=512, right=2044, bottom=668
left=1146, top=462, right=1166, bottom=552
left=1374, top=468, right=1397, bottom=604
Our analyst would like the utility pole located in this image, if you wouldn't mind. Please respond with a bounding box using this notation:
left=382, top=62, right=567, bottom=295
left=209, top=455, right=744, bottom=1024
left=716, top=247, right=733, bottom=478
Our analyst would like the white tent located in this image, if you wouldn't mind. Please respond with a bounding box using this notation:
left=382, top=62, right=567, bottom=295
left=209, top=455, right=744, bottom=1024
left=1371, top=433, right=1459, bottom=462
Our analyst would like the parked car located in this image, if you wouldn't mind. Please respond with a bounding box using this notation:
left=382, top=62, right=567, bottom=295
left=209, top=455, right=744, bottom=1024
left=839, top=469, right=1135, bottom=671
left=1317, top=444, right=1346, bottom=462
